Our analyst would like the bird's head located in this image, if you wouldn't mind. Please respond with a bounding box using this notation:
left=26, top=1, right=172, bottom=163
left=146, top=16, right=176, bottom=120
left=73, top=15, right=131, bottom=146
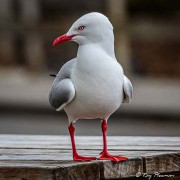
left=52, top=12, right=113, bottom=46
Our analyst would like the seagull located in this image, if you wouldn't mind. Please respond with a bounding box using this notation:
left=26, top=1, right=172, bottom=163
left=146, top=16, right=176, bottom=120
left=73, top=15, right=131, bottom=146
left=49, top=12, right=133, bottom=162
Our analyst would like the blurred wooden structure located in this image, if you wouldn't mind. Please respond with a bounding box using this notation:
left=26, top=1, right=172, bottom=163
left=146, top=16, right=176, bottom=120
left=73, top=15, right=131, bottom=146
left=107, top=0, right=131, bottom=74
left=0, top=0, right=15, bottom=65
left=0, top=0, right=180, bottom=77
left=0, top=135, right=179, bottom=179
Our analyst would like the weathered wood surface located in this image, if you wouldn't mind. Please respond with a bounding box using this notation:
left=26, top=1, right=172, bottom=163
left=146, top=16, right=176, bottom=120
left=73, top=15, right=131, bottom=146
left=0, top=135, right=179, bottom=180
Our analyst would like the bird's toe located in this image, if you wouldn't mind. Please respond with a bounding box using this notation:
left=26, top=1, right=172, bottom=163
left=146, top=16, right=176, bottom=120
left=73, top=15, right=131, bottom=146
left=98, top=151, right=128, bottom=162
left=73, top=154, right=97, bottom=161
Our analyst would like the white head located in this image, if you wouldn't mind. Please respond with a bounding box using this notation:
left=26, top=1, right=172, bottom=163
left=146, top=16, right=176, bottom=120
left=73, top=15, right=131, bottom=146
left=53, top=12, right=114, bottom=46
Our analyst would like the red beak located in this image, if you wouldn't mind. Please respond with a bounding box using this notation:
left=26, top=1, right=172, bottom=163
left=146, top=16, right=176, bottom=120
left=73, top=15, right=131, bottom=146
left=52, top=34, right=76, bottom=46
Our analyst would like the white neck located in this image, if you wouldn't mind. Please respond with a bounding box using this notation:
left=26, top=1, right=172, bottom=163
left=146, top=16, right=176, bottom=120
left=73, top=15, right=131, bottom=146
left=78, top=28, right=115, bottom=59
left=99, top=29, right=115, bottom=58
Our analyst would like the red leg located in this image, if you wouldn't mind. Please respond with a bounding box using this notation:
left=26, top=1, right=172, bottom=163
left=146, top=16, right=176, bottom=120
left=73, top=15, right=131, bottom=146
left=98, top=119, right=128, bottom=162
left=68, top=123, right=96, bottom=161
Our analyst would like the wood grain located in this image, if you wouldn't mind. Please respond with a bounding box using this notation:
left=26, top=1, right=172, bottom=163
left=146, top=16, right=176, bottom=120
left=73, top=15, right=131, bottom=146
left=0, top=135, right=179, bottom=179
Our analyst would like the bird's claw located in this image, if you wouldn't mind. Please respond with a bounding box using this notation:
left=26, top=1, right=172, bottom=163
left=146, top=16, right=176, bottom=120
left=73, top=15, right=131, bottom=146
left=98, top=151, right=128, bottom=162
left=73, top=154, right=97, bottom=161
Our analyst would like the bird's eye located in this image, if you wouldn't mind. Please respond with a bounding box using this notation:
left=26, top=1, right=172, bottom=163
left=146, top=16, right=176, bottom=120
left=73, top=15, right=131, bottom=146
left=78, top=26, right=85, bottom=31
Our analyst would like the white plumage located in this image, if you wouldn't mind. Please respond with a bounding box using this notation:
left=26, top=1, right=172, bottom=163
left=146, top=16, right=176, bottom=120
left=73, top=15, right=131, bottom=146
left=49, top=12, right=133, bottom=162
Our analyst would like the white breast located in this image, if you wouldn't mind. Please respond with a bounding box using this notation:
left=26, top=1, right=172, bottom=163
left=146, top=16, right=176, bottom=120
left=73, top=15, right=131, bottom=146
left=64, top=45, right=124, bottom=122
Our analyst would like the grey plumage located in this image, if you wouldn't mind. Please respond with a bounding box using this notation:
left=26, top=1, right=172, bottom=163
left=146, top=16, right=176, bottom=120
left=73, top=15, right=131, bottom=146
left=49, top=59, right=76, bottom=111
left=57, top=59, right=75, bottom=80
left=123, top=75, right=133, bottom=103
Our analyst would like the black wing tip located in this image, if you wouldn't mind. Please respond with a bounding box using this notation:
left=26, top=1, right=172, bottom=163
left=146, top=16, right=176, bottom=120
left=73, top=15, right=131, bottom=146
left=49, top=74, right=57, bottom=77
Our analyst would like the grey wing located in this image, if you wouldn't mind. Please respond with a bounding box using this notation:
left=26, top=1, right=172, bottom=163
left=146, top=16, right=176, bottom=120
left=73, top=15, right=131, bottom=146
left=49, top=59, right=76, bottom=111
left=123, top=75, right=133, bottom=103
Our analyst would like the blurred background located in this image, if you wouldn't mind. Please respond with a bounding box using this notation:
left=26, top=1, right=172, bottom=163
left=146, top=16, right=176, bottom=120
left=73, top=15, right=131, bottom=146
left=0, top=0, right=180, bottom=136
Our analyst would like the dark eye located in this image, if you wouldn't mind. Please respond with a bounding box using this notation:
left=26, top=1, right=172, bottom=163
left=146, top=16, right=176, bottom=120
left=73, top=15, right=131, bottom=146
left=78, top=26, right=85, bottom=31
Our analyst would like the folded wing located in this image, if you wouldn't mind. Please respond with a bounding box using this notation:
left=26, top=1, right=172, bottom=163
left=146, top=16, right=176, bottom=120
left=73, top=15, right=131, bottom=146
left=123, top=75, right=133, bottom=103
left=49, top=59, right=76, bottom=111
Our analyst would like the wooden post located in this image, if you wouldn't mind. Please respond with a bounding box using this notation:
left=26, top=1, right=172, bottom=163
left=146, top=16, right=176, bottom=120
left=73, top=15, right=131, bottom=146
left=0, top=0, right=15, bottom=65
left=18, top=0, right=45, bottom=72
left=0, top=32, right=15, bottom=66
left=0, top=0, right=13, bottom=20
left=19, top=0, right=40, bottom=26
left=24, top=32, right=45, bottom=71
left=106, top=0, right=131, bottom=75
